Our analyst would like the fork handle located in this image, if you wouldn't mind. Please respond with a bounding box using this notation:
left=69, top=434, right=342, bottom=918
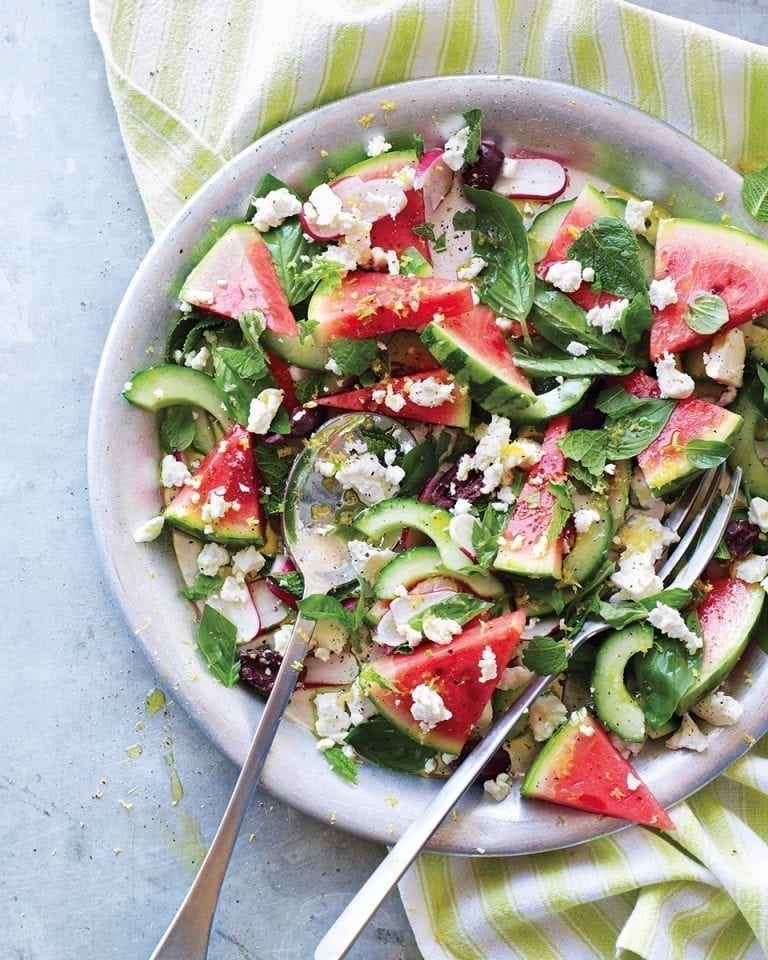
left=149, top=613, right=317, bottom=960
left=314, top=618, right=608, bottom=960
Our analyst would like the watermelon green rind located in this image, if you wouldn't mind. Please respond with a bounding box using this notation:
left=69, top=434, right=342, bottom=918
left=334, top=150, right=418, bottom=180
left=728, top=388, right=768, bottom=497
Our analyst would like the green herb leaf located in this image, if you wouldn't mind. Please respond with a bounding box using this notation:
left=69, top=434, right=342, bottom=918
left=567, top=216, right=647, bottom=300
left=179, top=317, right=227, bottom=356
left=597, top=588, right=692, bottom=630
left=327, top=337, right=379, bottom=376
left=358, top=664, right=399, bottom=694
left=295, top=373, right=324, bottom=405
left=546, top=480, right=573, bottom=542
left=251, top=172, right=300, bottom=203
left=239, top=310, right=267, bottom=348
left=254, top=439, right=293, bottom=512
left=685, top=438, right=734, bottom=470
left=296, top=317, right=319, bottom=343
left=217, top=345, right=269, bottom=382
left=452, top=209, right=476, bottom=231
left=462, top=108, right=484, bottom=165
left=268, top=570, right=304, bottom=598
left=345, top=715, right=436, bottom=773
left=358, top=426, right=399, bottom=460
left=531, top=282, right=624, bottom=356
left=635, top=637, right=699, bottom=730
left=159, top=406, right=196, bottom=452
left=412, top=133, right=425, bottom=159
left=525, top=583, right=566, bottom=615
left=323, top=746, right=358, bottom=783
left=409, top=593, right=492, bottom=631
left=471, top=504, right=507, bottom=570
left=523, top=635, right=571, bottom=675
left=684, top=294, right=729, bottom=335
left=558, top=430, right=608, bottom=476
left=298, top=593, right=358, bottom=636
left=413, top=222, right=438, bottom=242
left=742, top=165, right=768, bottom=223
left=465, top=185, right=534, bottom=321
left=433, top=231, right=448, bottom=253
left=397, top=432, right=452, bottom=498
left=512, top=349, right=632, bottom=379
left=197, top=605, right=240, bottom=686
left=615, top=292, right=654, bottom=355
left=182, top=573, right=225, bottom=601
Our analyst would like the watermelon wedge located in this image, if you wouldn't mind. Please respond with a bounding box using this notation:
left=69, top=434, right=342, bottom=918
left=164, top=424, right=265, bottom=545
left=362, top=609, right=525, bottom=753
left=494, top=415, right=569, bottom=578
left=307, top=272, right=474, bottom=341
left=619, top=372, right=743, bottom=497
left=180, top=224, right=299, bottom=336
left=521, top=711, right=675, bottom=830
left=314, top=368, right=471, bottom=428
left=649, top=219, right=768, bottom=359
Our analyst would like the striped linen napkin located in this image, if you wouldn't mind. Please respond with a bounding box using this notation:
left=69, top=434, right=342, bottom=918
left=90, top=1, right=768, bottom=956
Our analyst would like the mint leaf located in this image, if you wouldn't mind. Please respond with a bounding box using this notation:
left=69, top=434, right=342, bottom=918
left=327, top=337, right=379, bottom=376
left=159, top=406, right=196, bottom=452
left=408, top=593, right=491, bottom=631
left=197, top=605, right=240, bottom=686
left=615, top=292, right=653, bottom=355
left=462, top=108, right=484, bottom=165
left=239, top=310, right=267, bottom=347
left=742, top=165, right=768, bottom=222
left=413, top=222, right=437, bottom=242
left=433, top=231, right=448, bottom=253
left=295, top=372, right=323, bottom=405
left=397, top=432, right=452, bottom=498
left=567, top=217, right=647, bottom=300
left=345, top=715, right=436, bottom=773
left=471, top=504, right=508, bottom=569
left=182, top=573, right=224, bottom=601
left=268, top=570, right=304, bottom=598
left=324, top=747, right=358, bottom=783
left=179, top=317, right=226, bottom=356
left=546, top=480, right=573, bottom=542
left=466, top=185, right=534, bottom=321
left=296, top=317, right=319, bottom=343
left=685, top=438, right=734, bottom=469
left=358, top=664, right=399, bottom=694
left=453, top=209, right=476, bottom=231
left=523, top=635, right=571, bottom=675
left=217, top=345, right=269, bottom=382
left=684, top=294, right=729, bottom=336
left=358, top=426, right=399, bottom=460
left=254, top=439, right=293, bottom=513
left=558, top=430, right=608, bottom=476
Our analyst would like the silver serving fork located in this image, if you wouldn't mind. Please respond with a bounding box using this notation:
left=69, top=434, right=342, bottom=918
left=315, top=465, right=741, bottom=960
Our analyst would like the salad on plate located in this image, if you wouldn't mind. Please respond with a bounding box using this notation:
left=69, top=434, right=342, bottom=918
left=124, top=107, right=768, bottom=831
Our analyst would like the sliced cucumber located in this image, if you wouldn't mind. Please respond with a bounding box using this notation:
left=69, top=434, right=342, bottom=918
left=354, top=499, right=469, bottom=573
left=592, top=623, right=654, bottom=742
left=495, top=377, right=592, bottom=423
left=123, top=365, right=234, bottom=428
left=528, top=198, right=574, bottom=262
left=373, top=546, right=506, bottom=600
left=560, top=492, right=612, bottom=589
left=262, top=329, right=329, bottom=371
left=729, top=387, right=768, bottom=497
left=607, top=460, right=631, bottom=535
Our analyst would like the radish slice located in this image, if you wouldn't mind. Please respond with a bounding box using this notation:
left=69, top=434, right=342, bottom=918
left=448, top=513, right=479, bottom=560
left=493, top=158, right=568, bottom=201
left=205, top=590, right=261, bottom=645
left=414, top=148, right=454, bottom=215
left=301, top=175, right=409, bottom=241
left=265, top=555, right=299, bottom=608
left=521, top=615, right=561, bottom=640
left=302, top=651, right=361, bottom=687
left=248, top=579, right=291, bottom=631
left=375, top=589, right=458, bottom=646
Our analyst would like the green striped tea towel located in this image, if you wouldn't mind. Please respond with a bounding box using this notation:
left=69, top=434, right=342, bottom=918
left=90, top=0, right=768, bottom=956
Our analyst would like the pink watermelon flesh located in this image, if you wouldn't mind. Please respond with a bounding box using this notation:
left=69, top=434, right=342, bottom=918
left=365, top=609, right=526, bottom=753
left=650, top=218, right=768, bottom=359
left=180, top=224, right=299, bottom=336
left=164, top=424, right=265, bottom=545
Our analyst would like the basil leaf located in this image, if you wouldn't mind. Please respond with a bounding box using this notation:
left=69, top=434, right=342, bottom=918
left=522, top=635, right=571, bottom=675
left=251, top=172, right=300, bottom=203
left=603, top=400, right=674, bottom=460
left=685, top=438, right=734, bottom=470
left=595, top=385, right=654, bottom=419
left=323, top=747, right=358, bottom=783
left=345, top=715, right=436, bottom=773
left=159, top=406, right=196, bottom=452
left=268, top=570, right=304, bottom=598
left=742, top=165, right=768, bottom=223
left=197, top=605, right=240, bottom=686
left=635, top=637, right=699, bottom=730
left=531, top=282, right=624, bottom=357
left=298, top=594, right=353, bottom=633
left=615, top=292, right=653, bottom=355
left=597, top=588, right=692, bottom=631
left=512, top=349, right=632, bottom=378
left=466, top=185, right=534, bottom=321
left=558, top=430, right=608, bottom=476
left=398, top=432, right=452, bottom=498
left=453, top=209, right=476, bottom=231
left=567, top=216, right=647, bottom=300
left=409, top=594, right=492, bottom=631
left=182, top=573, right=225, bottom=601
left=327, top=337, right=379, bottom=376
left=684, top=294, right=729, bottom=335
left=462, top=107, right=484, bottom=165
left=217, top=345, right=269, bottom=382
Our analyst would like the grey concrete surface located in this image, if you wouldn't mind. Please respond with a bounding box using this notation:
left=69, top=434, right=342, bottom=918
left=1, top=3, right=766, bottom=960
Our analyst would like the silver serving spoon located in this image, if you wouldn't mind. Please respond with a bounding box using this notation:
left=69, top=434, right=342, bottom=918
left=148, top=412, right=414, bottom=960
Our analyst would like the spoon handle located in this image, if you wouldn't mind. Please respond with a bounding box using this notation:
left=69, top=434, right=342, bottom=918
left=149, top=613, right=316, bottom=960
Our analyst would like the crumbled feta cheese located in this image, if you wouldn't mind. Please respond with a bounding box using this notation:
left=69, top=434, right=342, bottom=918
left=406, top=376, right=455, bottom=408
left=655, top=351, right=695, bottom=399
left=649, top=276, right=678, bottom=311
left=303, top=183, right=348, bottom=230
left=478, top=644, right=497, bottom=683
left=491, top=157, right=520, bottom=194
left=647, top=602, right=702, bottom=654
left=315, top=459, right=337, bottom=478
left=451, top=499, right=473, bottom=517
left=529, top=694, right=568, bottom=741
left=410, top=684, right=453, bottom=731
left=385, top=249, right=400, bottom=275
left=483, top=771, right=512, bottom=802
left=573, top=508, right=601, bottom=533
left=396, top=622, right=423, bottom=646
left=609, top=732, right=645, bottom=758
left=346, top=540, right=397, bottom=583
left=566, top=340, right=588, bottom=357
left=704, top=328, right=746, bottom=388
left=184, top=345, right=210, bottom=371
left=585, top=298, right=629, bottom=334
left=748, top=496, right=768, bottom=533
left=251, top=187, right=302, bottom=232
left=197, top=542, right=230, bottom=576
left=545, top=260, right=583, bottom=294
left=611, top=515, right=678, bottom=599
left=624, top=198, right=653, bottom=234
left=320, top=244, right=360, bottom=273
left=626, top=773, right=641, bottom=791
left=459, top=415, right=542, bottom=494
left=666, top=713, right=708, bottom=752
left=219, top=575, right=250, bottom=604
left=133, top=515, right=165, bottom=543
left=442, top=126, right=469, bottom=171
left=272, top=622, right=293, bottom=656
left=731, top=552, right=768, bottom=583
left=314, top=691, right=352, bottom=743
left=611, top=553, right=662, bottom=600
left=497, top=664, right=535, bottom=690
left=366, top=134, right=392, bottom=157
left=422, top=614, right=463, bottom=645
left=457, top=256, right=487, bottom=281
left=186, top=289, right=214, bottom=306
left=581, top=266, right=595, bottom=283
left=246, top=388, right=284, bottom=434
left=335, top=452, right=404, bottom=505
left=231, top=546, right=265, bottom=579
left=160, top=455, right=192, bottom=488
left=371, top=383, right=407, bottom=412
left=324, top=357, right=343, bottom=376
left=691, top=689, right=743, bottom=726
left=346, top=679, right=378, bottom=726
left=201, top=490, right=232, bottom=523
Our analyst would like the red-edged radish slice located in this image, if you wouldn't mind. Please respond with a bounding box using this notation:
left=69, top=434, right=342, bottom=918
left=248, top=579, right=291, bottom=631
left=266, top=555, right=299, bottom=608
left=493, top=158, right=568, bottom=201
left=414, top=148, right=454, bottom=215
left=205, top=589, right=261, bottom=644
left=521, top=616, right=561, bottom=640
left=448, top=513, right=479, bottom=560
